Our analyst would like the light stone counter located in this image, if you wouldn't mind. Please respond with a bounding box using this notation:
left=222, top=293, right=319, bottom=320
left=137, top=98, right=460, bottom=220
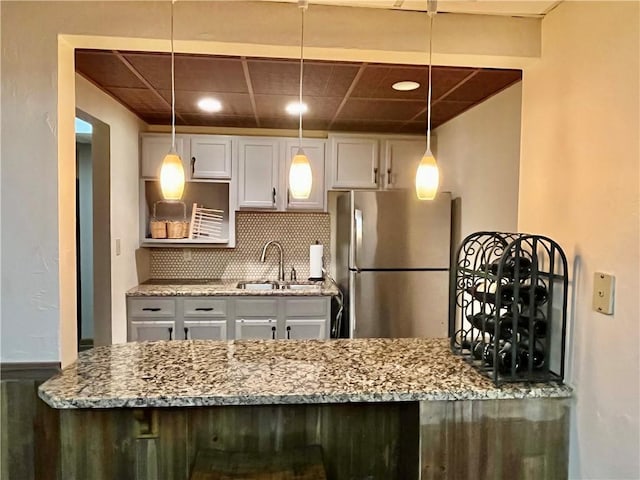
left=126, top=279, right=338, bottom=297
left=38, top=338, right=570, bottom=409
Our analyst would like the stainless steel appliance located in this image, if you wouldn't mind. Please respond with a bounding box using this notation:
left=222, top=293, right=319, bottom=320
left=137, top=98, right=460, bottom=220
left=335, top=190, right=452, bottom=338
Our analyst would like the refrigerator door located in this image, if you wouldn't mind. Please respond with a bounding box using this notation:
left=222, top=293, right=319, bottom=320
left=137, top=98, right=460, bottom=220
left=352, top=190, right=451, bottom=270
left=350, top=270, right=450, bottom=338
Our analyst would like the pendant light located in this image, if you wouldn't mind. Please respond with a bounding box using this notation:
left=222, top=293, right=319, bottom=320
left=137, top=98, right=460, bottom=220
left=288, top=0, right=313, bottom=200
left=160, top=0, right=185, bottom=201
left=415, top=0, right=440, bottom=201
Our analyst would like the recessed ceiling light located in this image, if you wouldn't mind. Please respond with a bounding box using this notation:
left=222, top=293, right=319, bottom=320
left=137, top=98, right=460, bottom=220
left=392, top=81, right=420, bottom=91
left=197, top=97, right=222, bottom=113
left=286, top=101, right=308, bottom=116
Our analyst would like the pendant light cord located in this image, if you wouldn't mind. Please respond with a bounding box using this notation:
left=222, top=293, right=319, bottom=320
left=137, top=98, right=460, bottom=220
left=298, top=3, right=306, bottom=149
left=170, top=0, right=176, bottom=151
left=426, top=10, right=434, bottom=153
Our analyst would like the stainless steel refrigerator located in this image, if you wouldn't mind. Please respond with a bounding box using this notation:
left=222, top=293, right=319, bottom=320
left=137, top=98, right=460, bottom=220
left=335, top=190, right=452, bottom=338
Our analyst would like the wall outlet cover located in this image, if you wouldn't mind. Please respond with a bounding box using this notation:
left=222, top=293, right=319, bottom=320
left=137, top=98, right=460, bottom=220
left=592, top=272, right=615, bottom=315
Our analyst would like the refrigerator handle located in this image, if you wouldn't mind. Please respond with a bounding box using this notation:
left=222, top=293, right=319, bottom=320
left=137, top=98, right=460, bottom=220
left=354, top=208, right=363, bottom=272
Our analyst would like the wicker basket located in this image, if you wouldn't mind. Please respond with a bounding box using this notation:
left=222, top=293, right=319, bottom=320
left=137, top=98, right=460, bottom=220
left=150, top=220, right=167, bottom=239
left=150, top=201, right=189, bottom=239
left=167, top=220, right=189, bottom=239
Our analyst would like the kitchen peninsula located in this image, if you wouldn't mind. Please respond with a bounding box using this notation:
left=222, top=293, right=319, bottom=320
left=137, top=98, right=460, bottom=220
left=39, top=338, right=571, bottom=479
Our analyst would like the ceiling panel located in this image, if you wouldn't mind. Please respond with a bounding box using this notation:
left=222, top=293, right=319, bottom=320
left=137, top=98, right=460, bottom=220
left=106, top=87, right=170, bottom=114
left=75, top=49, right=522, bottom=133
left=337, top=98, right=426, bottom=122
left=76, top=51, right=147, bottom=89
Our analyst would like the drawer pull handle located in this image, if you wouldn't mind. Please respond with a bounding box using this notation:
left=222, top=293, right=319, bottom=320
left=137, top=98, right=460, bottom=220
left=271, top=326, right=276, bottom=340
left=168, top=327, right=173, bottom=340
left=142, top=307, right=161, bottom=312
left=286, top=325, right=291, bottom=339
left=194, top=307, right=214, bottom=312
left=184, top=327, right=189, bottom=339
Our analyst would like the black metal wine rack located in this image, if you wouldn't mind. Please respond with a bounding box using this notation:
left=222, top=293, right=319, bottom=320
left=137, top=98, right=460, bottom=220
left=449, top=232, right=568, bottom=386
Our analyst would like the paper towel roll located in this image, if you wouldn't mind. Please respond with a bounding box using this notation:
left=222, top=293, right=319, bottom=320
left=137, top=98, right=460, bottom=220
left=309, top=244, right=324, bottom=279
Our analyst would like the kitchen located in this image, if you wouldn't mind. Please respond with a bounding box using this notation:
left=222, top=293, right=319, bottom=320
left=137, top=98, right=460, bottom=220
left=1, top=1, right=638, bottom=480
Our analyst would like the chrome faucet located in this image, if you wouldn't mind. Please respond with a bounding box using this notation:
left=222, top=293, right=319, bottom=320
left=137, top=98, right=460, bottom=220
left=260, top=240, right=285, bottom=282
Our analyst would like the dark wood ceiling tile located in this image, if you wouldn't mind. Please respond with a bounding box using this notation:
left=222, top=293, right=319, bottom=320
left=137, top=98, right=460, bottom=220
left=444, top=69, right=522, bottom=102
left=257, top=117, right=331, bottom=131
left=123, top=53, right=248, bottom=93
left=106, top=87, right=170, bottom=113
left=431, top=100, right=476, bottom=127
left=158, top=91, right=255, bottom=116
left=331, top=120, right=410, bottom=133
left=76, top=50, right=148, bottom=89
left=337, top=98, right=425, bottom=121
left=139, top=113, right=173, bottom=125
left=254, top=95, right=342, bottom=120
left=180, top=114, right=258, bottom=128
left=248, top=60, right=358, bottom=97
left=350, top=65, right=475, bottom=100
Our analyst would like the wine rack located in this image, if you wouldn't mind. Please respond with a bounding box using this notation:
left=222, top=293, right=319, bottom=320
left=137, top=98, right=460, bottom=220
left=449, top=232, right=568, bottom=386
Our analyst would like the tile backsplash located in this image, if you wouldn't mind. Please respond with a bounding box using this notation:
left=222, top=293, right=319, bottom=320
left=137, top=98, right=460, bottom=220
left=149, top=211, right=331, bottom=280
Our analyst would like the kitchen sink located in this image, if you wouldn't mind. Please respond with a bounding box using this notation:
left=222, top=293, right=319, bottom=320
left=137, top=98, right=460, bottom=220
left=280, top=282, right=323, bottom=291
left=235, top=280, right=280, bottom=290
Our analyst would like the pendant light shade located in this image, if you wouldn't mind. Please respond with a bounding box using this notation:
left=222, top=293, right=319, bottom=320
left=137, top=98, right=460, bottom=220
left=416, top=2, right=440, bottom=201
left=289, top=0, right=312, bottom=200
left=160, top=152, right=185, bottom=200
left=160, top=0, right=185, bottom=201
left=289, top=148, right=313, bottom=199
left=415, top=149, right=439, bottom=200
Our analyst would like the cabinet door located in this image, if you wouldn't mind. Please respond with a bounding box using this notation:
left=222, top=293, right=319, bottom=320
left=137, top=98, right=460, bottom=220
left=235, top=319, right=277, bottom=340
left=141, top=134, right=188, bottom=179
left=130, top=320, right=176, bottom=341
left=190, top=136, right=232, bottom=179
left=237, top=138, right=280, bottom=209
left=382, top=138, right=426, bottom=190
left=184, top=321, right=227, bottom=340
left=285, top=319, right=327, bottom=340
left=284, top=139, right=326, bottom=211
left=329, top=135, right=379, bottom=189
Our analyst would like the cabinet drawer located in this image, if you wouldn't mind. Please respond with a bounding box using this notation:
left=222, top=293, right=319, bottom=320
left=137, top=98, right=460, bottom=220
left=235, top=298, right=278, bottom=317
left=285, top=298, right=328, bottom=317
left=128, top=298, right=176, bottom=317
left=183, top=298, right=227, bottom=317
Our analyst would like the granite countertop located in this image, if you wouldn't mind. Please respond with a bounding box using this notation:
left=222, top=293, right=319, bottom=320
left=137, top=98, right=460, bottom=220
left=38, top=338, right=571, bottom=409
left=127, top=279, right=338, bottom=297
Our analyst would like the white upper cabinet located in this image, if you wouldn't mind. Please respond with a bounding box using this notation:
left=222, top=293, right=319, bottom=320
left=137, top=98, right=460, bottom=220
left=141, top=134, right=189, bottom=179
left=284, top=139, right=326, bottom=211
left=190, top=135, right=232, bottom=179
left=381, top=137, right=426, bottom=190
left=328, top=134, right=379, bottom=189
left=237, top=137, right=280, bottom=209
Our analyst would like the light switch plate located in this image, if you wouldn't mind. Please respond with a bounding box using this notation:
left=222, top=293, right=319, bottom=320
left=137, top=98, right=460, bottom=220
left=115, top=238, right=121, bottom=256
left=592, top=272, right=615, bottom=315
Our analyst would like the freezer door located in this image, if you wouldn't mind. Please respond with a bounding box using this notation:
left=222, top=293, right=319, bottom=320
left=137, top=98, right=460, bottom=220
left=353, top=190, right=451, bottom=269
left=350, top=270, right=450, bottom=338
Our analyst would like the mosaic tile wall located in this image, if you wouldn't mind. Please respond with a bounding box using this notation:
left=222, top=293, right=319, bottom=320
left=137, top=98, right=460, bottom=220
left=150, top=211, right=331, bottom=280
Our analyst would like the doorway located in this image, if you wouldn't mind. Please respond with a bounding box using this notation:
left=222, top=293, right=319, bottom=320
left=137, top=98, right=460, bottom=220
left=75, top=111, right=112, bottom=351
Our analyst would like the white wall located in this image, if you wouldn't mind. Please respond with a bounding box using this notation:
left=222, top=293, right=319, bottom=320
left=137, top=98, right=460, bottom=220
left=519, top=2, right=639, bottom=478
left=435, top=82, right=522, bottom=240
left=75, top=75, right=144, bottom=345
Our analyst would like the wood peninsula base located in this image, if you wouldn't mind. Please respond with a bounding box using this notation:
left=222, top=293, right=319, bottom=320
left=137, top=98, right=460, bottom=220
left=45, top=397, right=568, bottom=480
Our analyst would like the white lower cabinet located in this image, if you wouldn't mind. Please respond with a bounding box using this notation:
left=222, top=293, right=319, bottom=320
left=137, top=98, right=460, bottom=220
left=184, top=321, right=227, bottom=340
left=130, top=320, right=176, bottom=341
left=235, top=319, right=278, bottom=340
left=127, top=295, right=331, bottom=341
left=285, top=319, right=327, bottom=340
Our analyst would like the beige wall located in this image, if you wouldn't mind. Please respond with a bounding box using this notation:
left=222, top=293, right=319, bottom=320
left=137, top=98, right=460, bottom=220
left=75, top=75, right=145, bottom=345
left=519, top=2, right=639, bottom=478
left=435, top=82, right=522, bottom=240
